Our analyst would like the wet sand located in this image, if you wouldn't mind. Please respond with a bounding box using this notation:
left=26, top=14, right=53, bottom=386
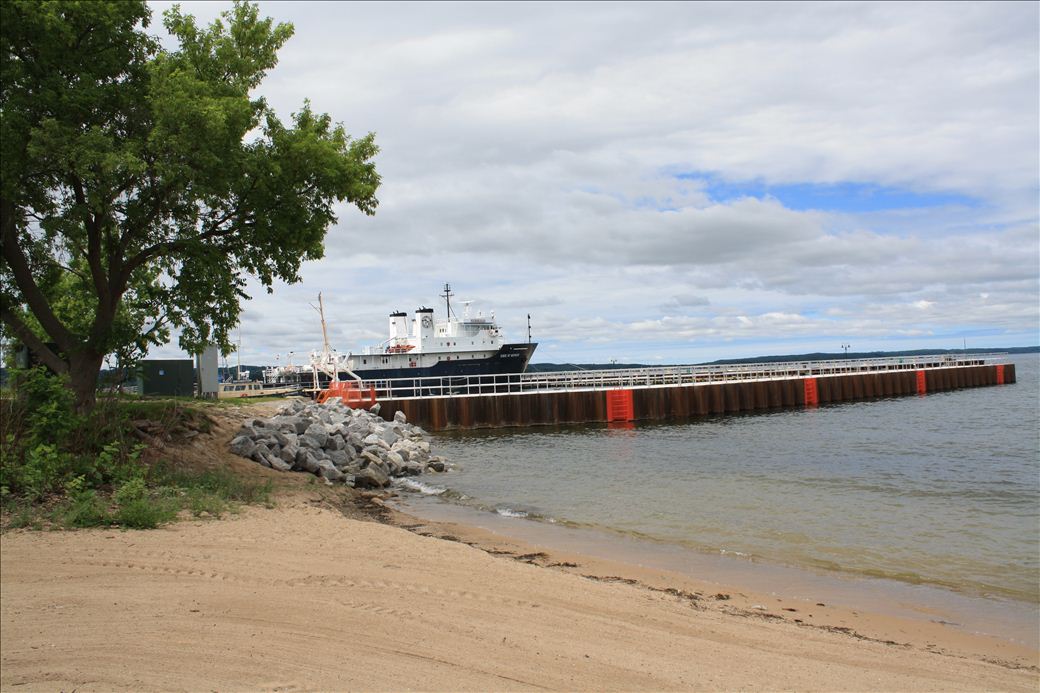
left=394, top=492, right=1040, bottom=652
left=2, top=497, right=1036, bottom=692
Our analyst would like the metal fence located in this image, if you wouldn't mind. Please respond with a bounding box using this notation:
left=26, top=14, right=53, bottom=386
left=360, top=353, right=1002, bottom=401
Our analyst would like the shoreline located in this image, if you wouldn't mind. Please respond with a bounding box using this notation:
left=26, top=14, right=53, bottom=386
left=2, top=496, right=1037, bottom=691
left=381, top=490, right=1040, bottom=668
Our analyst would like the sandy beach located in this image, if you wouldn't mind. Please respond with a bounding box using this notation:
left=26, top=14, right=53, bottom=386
left=2, top=491, right=1037, bottom=692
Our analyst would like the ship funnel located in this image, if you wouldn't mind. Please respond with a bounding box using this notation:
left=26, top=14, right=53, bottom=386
left=389, top=311, right=408, bottom=339
left=414, top=307, right=435, bottom=342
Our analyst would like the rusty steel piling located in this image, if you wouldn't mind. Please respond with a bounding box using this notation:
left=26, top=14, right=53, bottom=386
left=370, top=361, right=1015, bottom=431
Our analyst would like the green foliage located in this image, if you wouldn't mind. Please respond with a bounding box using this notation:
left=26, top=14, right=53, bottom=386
left=1, top=1, right=380, bottom=412
left=111, top=475, right=177, bottom=529
left=62, top=488, right=109, bottom=528
left=0, top=367, right=148, bottom=499
left=6, top=503, right=35, bottom=529
left=185, top=487, right=229, bottom=517
left=149, top=461, right=273, bottom=511
left=13, top=366, right=82, bottom=443
left=1, top=367, right=273, bottom=530
left=15, top=444, right=71, bottom=501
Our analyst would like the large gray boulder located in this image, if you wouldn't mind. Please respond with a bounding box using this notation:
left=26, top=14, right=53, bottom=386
left=354, top=464, right=389, bottom=488
left=229, top=435, right=257, bottom=458
left=401, top=460, right=426, bottom=476
left=379, top=426, right=400, bottom=446
left=326, top=449, right=351, bottom=469
left=384, top=450, right=405, bottom=475
left=317, top=461, right=345, bottom=482
left=303, top=422, right=328, bottom=448
left=360, top=449, right=385, bottom=468
left=267, top=455, right=293, bottom=472
left=299, top=433, right=324, bottom=450
left=278, top=444, right=297, bottom=465
left=236, top=424, right=260, bottom=439
left=294, top=449, right=322, bottom=474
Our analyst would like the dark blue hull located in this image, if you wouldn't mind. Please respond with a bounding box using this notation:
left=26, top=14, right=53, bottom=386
left=357, top=342, right=536, bottom=380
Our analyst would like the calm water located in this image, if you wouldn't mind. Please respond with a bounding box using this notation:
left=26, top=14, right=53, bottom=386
left=395, top=355, right=1039, bottom=613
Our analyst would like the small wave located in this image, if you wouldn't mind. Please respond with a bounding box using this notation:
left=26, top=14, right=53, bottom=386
left=394, top=478, right=447, bottom=496
left=495, top=507, right=529, bottom=518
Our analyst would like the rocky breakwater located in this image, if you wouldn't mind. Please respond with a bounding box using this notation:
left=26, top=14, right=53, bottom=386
left=228, top=400, right=448, bottom=488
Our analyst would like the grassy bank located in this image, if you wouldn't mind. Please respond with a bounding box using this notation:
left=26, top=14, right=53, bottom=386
left=1, top=368, right=276, bottom=531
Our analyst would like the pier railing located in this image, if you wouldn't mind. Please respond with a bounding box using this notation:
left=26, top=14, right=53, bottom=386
left=361, top=353, right=1003, bottom=401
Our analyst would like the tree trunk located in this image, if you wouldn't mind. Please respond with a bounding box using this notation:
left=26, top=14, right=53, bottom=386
left=68, top=351, right=105, bottom=413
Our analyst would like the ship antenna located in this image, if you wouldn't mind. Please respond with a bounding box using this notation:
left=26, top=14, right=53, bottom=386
left=442, top=282, right=455, bottom=319
left=527, top=314, right=532, bottom=344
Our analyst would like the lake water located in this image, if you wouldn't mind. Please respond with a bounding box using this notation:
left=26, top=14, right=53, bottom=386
left=392, top=354, right=1039, bottom=643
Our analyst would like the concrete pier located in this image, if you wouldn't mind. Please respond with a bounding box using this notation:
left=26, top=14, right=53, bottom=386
left=371, top=360, right=1015, bottom=432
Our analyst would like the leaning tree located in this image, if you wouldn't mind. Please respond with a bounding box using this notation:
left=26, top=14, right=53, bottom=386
left=0, top=0, right=379, bottom=410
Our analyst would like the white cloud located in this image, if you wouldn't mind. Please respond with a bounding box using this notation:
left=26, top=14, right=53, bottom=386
left=145, top=1, right=1039, bottom=365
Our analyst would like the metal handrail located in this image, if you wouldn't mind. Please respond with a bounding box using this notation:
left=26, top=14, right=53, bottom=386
left=365, top=353, right=1005, bottom=401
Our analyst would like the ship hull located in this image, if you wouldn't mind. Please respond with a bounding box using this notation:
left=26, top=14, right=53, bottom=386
left=354, top=342, right=536, bottom=380
left=280, top=343, right=538, bottom=393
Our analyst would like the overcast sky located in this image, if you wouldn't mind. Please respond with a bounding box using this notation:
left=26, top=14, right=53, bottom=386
left=147, top=1, right=1038, bottom=366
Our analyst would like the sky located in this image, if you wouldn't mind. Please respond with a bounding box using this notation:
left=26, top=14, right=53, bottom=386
left=146, top=1, right=1039, bottom=366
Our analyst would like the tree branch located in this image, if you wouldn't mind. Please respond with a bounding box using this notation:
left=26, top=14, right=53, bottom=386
left=121, top=218, right=243, bottom=279
left=0, top=198, right=74, bottom=351
left=139, top=313, right=169, bottom=343
left=70, top=174, right=110, bottom=308
left=55, top=262, right=89, bottom=281
left=0, top=305, right=69, bottom=374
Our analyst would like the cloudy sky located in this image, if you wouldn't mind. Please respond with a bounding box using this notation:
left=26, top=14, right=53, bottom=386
left=148, top=1, right=1038, bottom=366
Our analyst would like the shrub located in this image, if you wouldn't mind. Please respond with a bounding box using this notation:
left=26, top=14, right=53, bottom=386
left=1, top=368, right=150, bottom=503
left=63, top=488, right=110, bottom=527
left=114, top=497, right=178, bottom=529
left=113, top=477, right=177, bottom=529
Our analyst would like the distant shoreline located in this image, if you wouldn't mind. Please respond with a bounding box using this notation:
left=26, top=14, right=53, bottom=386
left=527, top=346, right=1039, bottom=372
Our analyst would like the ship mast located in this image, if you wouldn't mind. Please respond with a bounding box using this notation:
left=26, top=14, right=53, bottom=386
left=310, top=292, right=337, bottom=384
left=309, top=292, right=363, bottom=386
left=442, top=282, right=455, bottom=320
left=318, top=292, right=330, bottom=354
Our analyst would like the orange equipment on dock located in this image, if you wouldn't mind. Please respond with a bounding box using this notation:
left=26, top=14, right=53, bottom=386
left=316, top=381, right=377, bottom=408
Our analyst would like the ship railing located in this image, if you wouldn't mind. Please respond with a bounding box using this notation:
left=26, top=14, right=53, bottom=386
left=362, top=353, right=1005, bottom=401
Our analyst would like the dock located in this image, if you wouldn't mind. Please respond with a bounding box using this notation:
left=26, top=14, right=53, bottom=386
left=335, top=354, right=1014, bottom=431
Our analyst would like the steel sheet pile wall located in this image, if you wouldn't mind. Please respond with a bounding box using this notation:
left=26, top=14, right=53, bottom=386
left=377, top=364, right=1015, bottom=431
